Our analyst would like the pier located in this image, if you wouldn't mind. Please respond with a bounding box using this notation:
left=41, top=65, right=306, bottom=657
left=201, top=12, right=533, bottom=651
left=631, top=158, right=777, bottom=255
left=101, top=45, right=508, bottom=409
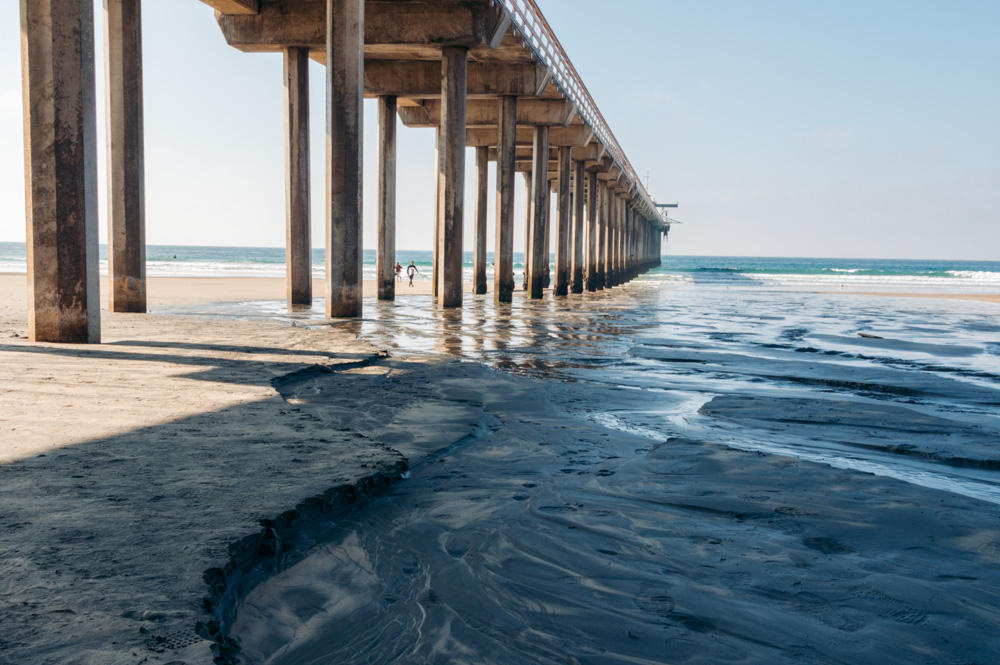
left=18, top=0, right=668, bottom=343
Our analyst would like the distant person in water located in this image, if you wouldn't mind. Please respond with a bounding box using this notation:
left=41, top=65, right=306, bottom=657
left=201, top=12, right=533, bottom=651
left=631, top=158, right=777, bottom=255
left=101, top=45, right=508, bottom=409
left=407, top=261, right=419, bottom=287
left=394, top=262, right=403, bottom=282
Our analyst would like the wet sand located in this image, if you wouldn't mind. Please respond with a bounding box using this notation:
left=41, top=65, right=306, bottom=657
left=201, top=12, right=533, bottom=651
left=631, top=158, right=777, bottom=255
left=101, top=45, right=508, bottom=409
left=826, top=290, right=1000, bottom=304
left=231, top=371, right=1000, bottom=665
left=2, top=275, right=999, bottom=664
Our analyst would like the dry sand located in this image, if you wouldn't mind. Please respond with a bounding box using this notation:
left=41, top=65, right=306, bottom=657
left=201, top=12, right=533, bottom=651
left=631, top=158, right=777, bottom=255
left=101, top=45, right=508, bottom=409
left=2, top=274, right=999, bottom=664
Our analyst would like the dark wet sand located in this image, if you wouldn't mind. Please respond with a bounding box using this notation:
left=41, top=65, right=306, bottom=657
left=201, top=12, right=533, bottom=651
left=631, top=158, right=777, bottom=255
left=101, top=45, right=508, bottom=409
left=228, top=356, right=1000, bottom=665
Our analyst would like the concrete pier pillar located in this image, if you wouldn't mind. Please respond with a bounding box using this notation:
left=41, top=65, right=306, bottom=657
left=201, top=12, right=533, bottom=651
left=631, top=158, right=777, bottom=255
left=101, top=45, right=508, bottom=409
left=438, top=46, right=468, bottom=308
left=570, top=160, right=585, bottom=294
left=522, top=170, right=532, bottom=290
left=615, top=194, right=625, bottom=286
left=585, top=171, right=598, bottom=292
left=432, top=128, right=440, bottom=298
left=640, top=219, right=646, bottom=269
left=544, top=178, right=551, bottom=289
left=644, top=222, right=650, bottom=268
left=21, top=0, right=101, bottom=343
left=597, top=181, right=608, bottom=290
left=644, top=223, right=651, bottom=268
left=473, top=145, right=488, bottom=295
left=633, top=210, right=638, bottom=277
left=284, top=46, right=311, bottom=306
left=617, top=196, right=625, bottom=283
left=554, top=147, right=572, bottom=296
left=105, top=0, right=146, bottom=314
left=528, top=126, right=550, bottom=298
left=615, top=195, right=624, bottom=285
left=494, top=96, right=516, bottom=303
left=325, top=0, right=364, bottom=317
left=376, top=95, right=396, bottom=300
left=626, top=206, right=634, bottom=280
left=610, top=191, right=618, bottom=285
left=636, top=219, right=642, bottom=271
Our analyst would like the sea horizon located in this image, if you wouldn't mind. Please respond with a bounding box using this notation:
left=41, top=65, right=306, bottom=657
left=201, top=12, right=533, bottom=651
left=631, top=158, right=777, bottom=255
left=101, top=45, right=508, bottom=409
left=2, top=241, right=998, bottom=292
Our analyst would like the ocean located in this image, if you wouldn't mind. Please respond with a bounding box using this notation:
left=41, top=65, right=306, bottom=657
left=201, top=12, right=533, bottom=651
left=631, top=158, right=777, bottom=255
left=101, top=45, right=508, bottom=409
left=2, top=241, right=999, bottom=293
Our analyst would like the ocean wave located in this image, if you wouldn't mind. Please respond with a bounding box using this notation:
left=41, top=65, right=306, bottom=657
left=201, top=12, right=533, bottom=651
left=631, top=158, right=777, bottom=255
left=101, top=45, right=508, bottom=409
left=642, top=266, right=1000, bottom=290
left=947, top=270, right=1000, bottom=282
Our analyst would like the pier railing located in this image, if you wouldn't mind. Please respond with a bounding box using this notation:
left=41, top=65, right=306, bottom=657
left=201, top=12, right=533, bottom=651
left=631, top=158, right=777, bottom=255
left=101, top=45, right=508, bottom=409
left=496, top=0, right=663, bottom=227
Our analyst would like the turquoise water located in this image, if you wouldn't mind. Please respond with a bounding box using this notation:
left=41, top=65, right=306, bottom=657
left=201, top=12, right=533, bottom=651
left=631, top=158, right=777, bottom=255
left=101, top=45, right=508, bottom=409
left=2, top=242, right=998, bottom=291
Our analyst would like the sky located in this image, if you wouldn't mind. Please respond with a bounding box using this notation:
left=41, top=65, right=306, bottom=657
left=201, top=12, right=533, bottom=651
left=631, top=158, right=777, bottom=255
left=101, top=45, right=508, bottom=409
left=1, top=0, right=998, bottom=259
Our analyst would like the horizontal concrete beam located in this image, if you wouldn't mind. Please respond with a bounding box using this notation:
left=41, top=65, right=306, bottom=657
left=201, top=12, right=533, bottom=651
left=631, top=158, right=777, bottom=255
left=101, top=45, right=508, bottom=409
left=216, top=0, right=493, bottom=54
left=365, top=61, right=546, bottom=98
left=494, top=146, right=557, bottom=162
left=466, top=125, right=594, bottom=148
left=201, top=0, right=258, bottom=14
left=586, top=157, right=614, bottom=174
left=399, top=99, right=578, bottom=128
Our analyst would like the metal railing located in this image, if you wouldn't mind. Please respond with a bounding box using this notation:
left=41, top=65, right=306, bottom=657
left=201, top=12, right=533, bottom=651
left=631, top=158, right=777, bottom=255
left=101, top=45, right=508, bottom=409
left=495, top=0, right=663, bottom=226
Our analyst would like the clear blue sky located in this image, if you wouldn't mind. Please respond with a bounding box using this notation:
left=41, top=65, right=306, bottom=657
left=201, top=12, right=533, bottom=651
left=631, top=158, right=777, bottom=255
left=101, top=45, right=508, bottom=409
left=1, top=0, right=997, bottom=259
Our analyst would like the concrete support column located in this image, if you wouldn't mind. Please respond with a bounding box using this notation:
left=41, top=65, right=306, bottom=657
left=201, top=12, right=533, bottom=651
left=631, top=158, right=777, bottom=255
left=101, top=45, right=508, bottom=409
left=438, top=46, right=468, bottom=308
left=376, top=95, right=396, bottom=300
left=284, top=46, right=311, bottom=306
left=522, top=170, right=531, bottom=290
left=21, top=0, right=100, bottom=343
left=473, top=145, right=488, bottom=295
left=597, top=181, right=608, bottom=289
left=636, top=219, right=642, bottom=270
left=585, top=171, right=598, bottom=292
left=544, top=179, right=551, bottom=289
left=635, top=211, right=641, bottom=276
left=325, top=0, right=364, bottom=317
left=617, top=197, right=624, bottom=282
left=606, top=187, right=618, bottom=288
left=570, top=160, right=585, bottom=294
left=528, top=126, right=550, bottom=298
left=626, top=206, right=634, bottom=280
left=432, top=128, right=440, bottom=297
left=634, top=211, right=639, bottom=276
left=494, top=96, right=516, bottom=303
left=646, top=222, right=652, bottom=267
left=616, top=194, right=628, bottom=284
left=105, top=0, right=145, bottom=314
left=641, top=220, right=648, bottom=268
left=644, top=222, right=650, bottom=267
left=554, top=146, right=572, bottom=296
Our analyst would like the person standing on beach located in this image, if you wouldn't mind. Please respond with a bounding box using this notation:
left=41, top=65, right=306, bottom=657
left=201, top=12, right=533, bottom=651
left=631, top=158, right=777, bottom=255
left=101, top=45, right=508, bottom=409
left=407, top=261, right=419, bottom=287
left=395, top=262, right=403, bottom=283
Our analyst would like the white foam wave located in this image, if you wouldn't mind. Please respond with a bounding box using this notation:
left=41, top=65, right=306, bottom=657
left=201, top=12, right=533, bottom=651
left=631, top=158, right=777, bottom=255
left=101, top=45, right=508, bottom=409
left=750, top=272, right=1000, bottom=289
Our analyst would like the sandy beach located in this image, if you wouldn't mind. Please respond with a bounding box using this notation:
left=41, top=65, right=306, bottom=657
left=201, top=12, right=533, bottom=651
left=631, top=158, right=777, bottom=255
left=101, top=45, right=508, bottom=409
left=827, top=290, right=1000, bottom=304
left=2, top=273, right=999, bottom=664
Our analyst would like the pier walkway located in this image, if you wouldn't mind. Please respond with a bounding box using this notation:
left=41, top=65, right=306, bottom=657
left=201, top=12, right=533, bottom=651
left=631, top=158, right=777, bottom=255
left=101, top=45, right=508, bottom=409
left=18, top=0, right=669, bottom=343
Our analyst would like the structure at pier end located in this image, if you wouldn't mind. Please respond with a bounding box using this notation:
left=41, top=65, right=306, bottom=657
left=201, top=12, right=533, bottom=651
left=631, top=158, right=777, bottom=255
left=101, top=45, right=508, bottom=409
left=18, top=0, right=668, bottom=342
